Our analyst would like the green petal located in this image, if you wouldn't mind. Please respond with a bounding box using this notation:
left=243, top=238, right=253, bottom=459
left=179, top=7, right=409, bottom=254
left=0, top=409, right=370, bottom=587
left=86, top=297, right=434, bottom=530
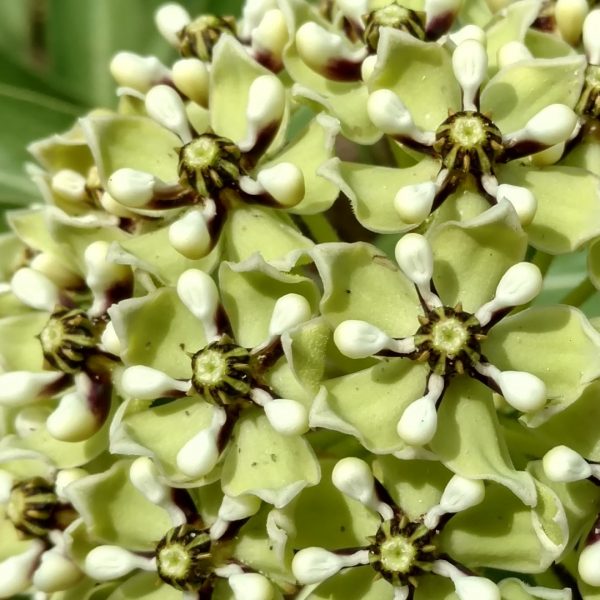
left=590, top=238, right=600, bottom=289
left=223, top=204, right=314, bottom=264
left=459, top=0, right=494, bottom=28
left=107, top=573, right=180, bottom=600
left=428, top=200, right=527, bottom=312
left=496, top=164, right=600, bottom=254
left=370, top=28, right=461, bottom=131
left=312, top=242, right=420, bottom=337
left=68, top=459, right=172, bottom=551
left=109, top=398, right=218, bottom=486
left=314, top=359, right=428, bottom=453
left=372, top=455, right=451, bottom=521
left=480, top=55, right=586, bottom=134
left=113, top=226, right=221, bottom=285
left=82, top=115, right=180, bottom=183
left=439, top=480, right=565, bottom=572
left=219, top=253, right=319, bottom=348
left=562, top=142, right=600, bottom=178
left=221, top=410, right=320, bottom=508
left=524, top=28, right=575, bottom=60
left=485, top=0, right=542, bottom=73
left=110, top=287, right=206, bottom=379
left=305, top=566, right=394, bottom=600
left=210, top=35, right=270, bottom=144
left=484, top=306, right=600, bottom=425
left=0, top=312, right=47, bottom=371
left=430, top=377, right=537, bottom=506
left=287, top=458, right=379, bottom=550
left=498, top=578, right=571, bottom=600
left=261, top=114, right=339, bottom=215
left=320, top=158, right=440, bottom=233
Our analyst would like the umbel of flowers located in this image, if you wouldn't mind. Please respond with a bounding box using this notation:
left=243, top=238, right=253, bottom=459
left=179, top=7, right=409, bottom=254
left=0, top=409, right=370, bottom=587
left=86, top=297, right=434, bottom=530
left=1, top=0, right=600, bottom=598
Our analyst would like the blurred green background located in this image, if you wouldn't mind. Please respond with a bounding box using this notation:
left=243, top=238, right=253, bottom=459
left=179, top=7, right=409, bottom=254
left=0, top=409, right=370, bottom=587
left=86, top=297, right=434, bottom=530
left=0, top=0, right=243, bottom=214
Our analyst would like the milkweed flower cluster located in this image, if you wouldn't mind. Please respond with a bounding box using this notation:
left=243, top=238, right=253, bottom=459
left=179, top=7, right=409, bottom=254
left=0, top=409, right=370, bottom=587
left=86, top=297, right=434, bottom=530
left=1, top=0, right=600, bottom=598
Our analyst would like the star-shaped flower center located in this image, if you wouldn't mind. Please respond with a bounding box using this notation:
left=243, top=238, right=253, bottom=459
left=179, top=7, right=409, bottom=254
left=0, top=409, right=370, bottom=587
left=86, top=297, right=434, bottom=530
left=6, top=477, right=58, bottom=538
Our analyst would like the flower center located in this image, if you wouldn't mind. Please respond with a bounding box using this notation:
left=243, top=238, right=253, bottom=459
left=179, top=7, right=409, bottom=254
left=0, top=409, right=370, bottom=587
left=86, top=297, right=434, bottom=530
left=414, top=305, right=484, bottom=376
left=369, top=514, right=437, bottom=586
left=178, top=134, right=243, bottom=200
left=38, top=308, right=97, bottom=374
left=6, top=477, right=58, bottom=538
left=191, top=337, right=253, bottom=406
left=577, top=65, right=600, bottom=121
left=156, top=525, right=214, bottom=592
left=434, top=111, right=503, bottom=176
left=178, top=15, right=237, bottom=61
left=363, top=3, right=425, bottom=51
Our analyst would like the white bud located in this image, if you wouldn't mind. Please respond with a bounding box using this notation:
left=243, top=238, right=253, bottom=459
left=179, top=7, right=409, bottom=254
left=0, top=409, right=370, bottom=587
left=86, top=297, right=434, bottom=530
left=494, top=262, right=543, bottom=307
left=30, top=253, right=81, bottom=289
left=449, top=25, right=487, bottom=46
left=98, top=191, right=135, bottom=218
left=241, top=0, right=277, bottom=36
left=255, top=162, right=305, bottom=207
left=334, top=320, right=391, bottom=359
left=100, top=321, right=121, bottom=356
left=54, top=468, right=87, bottom=503
left=394, top=182, right=437, bottom=224
left=264, top=398, right=309, bottom=436
left=496, top=184, right=537, bottom=226
left=219, top=494, right=262, bottom=522
left=109, top=52, right=169, bottom=93
left=0, top=541, right=45, bottom=598
left=425, top=475, right=485, bottom=528
left=452, top=39, right=487, bottom=111
left=154, top=3, right=191, bottom=46
left=46, top=387, right=98, bottom=442
left=579, top=541, right=600, bottom=586
left=556, top=0, right=589, bottom=45
left=251, top=9, right=288, bottom=59
left=292, top=547, right=369, bottom=585
left=33, top=550, right=82, bottom=593
left=51, top=169, right=87, bottom=202
left=176, top=407, right=227, bottom=477
left=0, top=371, right=64, bottom=406
left=368, top=89, right=417, bottom=137
left=497, top=41, right=533, bottom=68
left=121, top=365, right=190, bottom=399
left=584, top=10, right=600, bottom=64
left=172, top=58, right=209, bottom=106
left=11, top=267, right=59, bottom=311
left=145, top=84, right=192, bottom=143
left=543, top=446, right=592, bottom=482
left=397, top=393, right=439, bottom=446
left=85, top=545, right=155, bottom=581
left=269, top=293, right=311, bottom=337
left=169, top=210, right=212, bottom=259
left=331, top=457, right=386, bottom=514
left=454, top=576, right=501, bottom=600
left=229, top=572, right=274, bottom=600
left=510, top=104, right=579, bottom=147
left=0, top=470, right=14, bottom=504
left=395, top=233, right=434, bottom=287
left=361, top=54, right=378, bottom=82
left=129, top=456, right=169, bottom=505
left=106, top=168, right=156, bottom=208
left=176, top=269, right=219, bottom=339
left=497, top=370, right=547, bottom=412
left=295, top=22, right=367, bottom=75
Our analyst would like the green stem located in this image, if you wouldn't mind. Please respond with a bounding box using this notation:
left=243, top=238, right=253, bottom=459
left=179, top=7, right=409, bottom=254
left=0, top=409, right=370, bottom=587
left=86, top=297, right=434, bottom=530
left=531, top=250, right=554, bottom=278
left=302, top=214, right=339, bottom=243
left=559, top=277, right=596, bottom=307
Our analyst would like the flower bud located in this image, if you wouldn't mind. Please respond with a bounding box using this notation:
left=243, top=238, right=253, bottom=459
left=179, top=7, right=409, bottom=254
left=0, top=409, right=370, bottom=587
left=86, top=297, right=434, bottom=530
left=251, top=9, right=288, bottom=60
left=454, top=576, right=501, bottom=600
left=497, top=41, right=533, bottom=68
left=211, top=494, right=262, bottom=539
left=176, top=269, right=219, bottom=339
left=11, top=267, right=59, bottom=311
left=334, top=320, right=391, bottom=359
left=449, top=25, right=486, bottom=46
left=493, top=262, right=543, bottom=307
left=292, top=547, right=369, bottom=585
left=583, top=9, right=600, bottom=65
left=394, top=182, right=437, bottom=224
left=397, top=393, right=438, bottom=446
left=0, top=371, right=64, bottom=406
left=154, top=3, right=191, bottom=46
left=229, top=572, right=274, bottom=600
left=331, top=457, right=388, bottom=515
left=543, top=446, right=592, bottom=482
left=109, top=52, right=169, bottom=93
left=395, top=233, right=434, bottom=287
left=106, top=168, right=156, bottom=207
left=452, top=39, right=487, bottom=111
left=511, top=104, right=579, bottom=147
left=50, top=169, right=88, bottom=202
left=368, top=89, right=418, bottom=137
left=555, top=0, right=589, bottom=45
left=145, top=84, right=192, bottom=143
left=85, top=545, right=155, bottom=581
left=54, top=468, right=87, bottom=503
left=425, top=475, right=485, bottom=528
left=121, top=365, right=190, bottom=399
left=172, top=58, right=209, bottom=106
left=361, top=55, right=378, bottom=82
left=46, top=386, right=98, bottom=442
left=169, top=210, right=212, bottom=259
left=579, top=541, right=600, bottom=586
left=496, top=184, right=537, bottom=226
left=100, top=321, right=121, bottom=356
left=33, top=550, right=82, bottom=593
left=264, top=398, right=309, bottom=436
left=269, top=293, right=312, bottom=337
left=496, top=370, right=547, bottom=412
